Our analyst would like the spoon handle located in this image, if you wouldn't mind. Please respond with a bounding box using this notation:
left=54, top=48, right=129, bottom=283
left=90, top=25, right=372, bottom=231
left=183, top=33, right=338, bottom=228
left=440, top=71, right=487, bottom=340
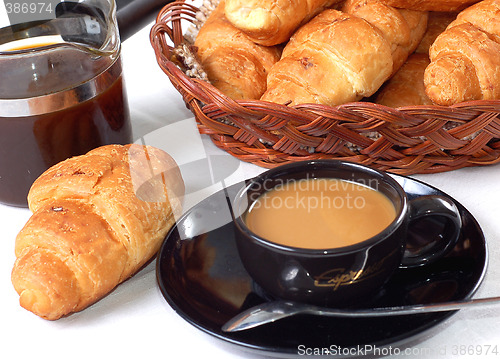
left=222, top=296, right=500, bottom=332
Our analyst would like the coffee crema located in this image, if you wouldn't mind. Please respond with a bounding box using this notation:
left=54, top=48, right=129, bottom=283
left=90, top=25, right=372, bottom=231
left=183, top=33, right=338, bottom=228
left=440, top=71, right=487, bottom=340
left=244, top=178, right=397, bottom=249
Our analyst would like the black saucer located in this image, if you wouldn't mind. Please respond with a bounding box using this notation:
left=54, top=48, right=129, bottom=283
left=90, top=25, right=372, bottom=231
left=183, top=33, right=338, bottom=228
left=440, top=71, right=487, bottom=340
left=156, top=174, right=487, bottom=357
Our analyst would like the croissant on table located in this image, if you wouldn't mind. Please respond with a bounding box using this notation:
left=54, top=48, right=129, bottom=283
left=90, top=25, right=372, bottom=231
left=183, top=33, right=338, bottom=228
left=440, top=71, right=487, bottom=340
left=194, top=0, right=281, bottom=100
left=260, top=0, right=428, bottom=106
left=11, top=144, right=184, bottom=320
left=424, top=0, right=500, bottom=105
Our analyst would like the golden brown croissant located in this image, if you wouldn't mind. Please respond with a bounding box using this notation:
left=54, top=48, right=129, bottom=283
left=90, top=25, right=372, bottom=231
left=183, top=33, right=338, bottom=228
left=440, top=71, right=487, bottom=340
left=342, top=0, right=428, bottom=75
left=194, top=0, right=281, bottom=100
left=11, top=144, right=184, bottom=320
left=376, top=53, right=433, bottom=107
left=224, top=0, right=344, bottom=46
left=424, top=0, right=500, bottom=105
left=415, top=11, right=457, bottom=54
left=375, top=12, right=456, bottom=107
left=375, top=0, right=479, bottom=11
left=261, top=1, right=427, bottom=106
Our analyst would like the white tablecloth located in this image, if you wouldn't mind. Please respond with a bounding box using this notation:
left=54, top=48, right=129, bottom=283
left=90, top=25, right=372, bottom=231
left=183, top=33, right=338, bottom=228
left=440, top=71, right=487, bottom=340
left=2, top=22, right=500, bottom=359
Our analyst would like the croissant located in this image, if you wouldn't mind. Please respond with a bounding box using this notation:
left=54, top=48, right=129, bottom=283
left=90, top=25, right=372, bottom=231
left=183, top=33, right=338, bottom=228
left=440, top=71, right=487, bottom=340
left=375, top=12, right=456, bottom=108
left=194, top=0, right=281, bottom=100
left=11, top=144, right=184, bottom=320
left=342, top=0, right=428, bottom=75
left=224, top=0, right=344, bottom=46
left=376, top=53, right=433, bottom=107
left=375, top=0, right=480, bottom=11
left=415, top=11, right=456, bottom=54
left=261, top=1, right=427, bottom=106
left=424, top=0, right=500, bottom=106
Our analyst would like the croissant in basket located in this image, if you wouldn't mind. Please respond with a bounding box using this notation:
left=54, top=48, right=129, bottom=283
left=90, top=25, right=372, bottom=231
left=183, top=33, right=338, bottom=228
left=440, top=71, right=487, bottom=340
left=375, top=11, right=458, bottom=108
left=376, top=53, right=432, bottom=107
left=415, top=11, right=456, bottom=55
left=424, top=0, right=500, bottom=106
left=376, top=0, right=480, bottom=11
left=261, top=0, right=428, bottom=106
left=194, top=0, right=281, bottom=100
left=11, top=144, right=184, bottom=320
left=224, top=0, right=344, bottom=46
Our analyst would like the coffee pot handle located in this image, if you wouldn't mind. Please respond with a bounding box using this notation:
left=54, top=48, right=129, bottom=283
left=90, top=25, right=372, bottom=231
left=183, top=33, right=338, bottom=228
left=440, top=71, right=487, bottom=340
left=117, top=0, right=175, bottom=41
left=400, top=195, right=462, bottom=268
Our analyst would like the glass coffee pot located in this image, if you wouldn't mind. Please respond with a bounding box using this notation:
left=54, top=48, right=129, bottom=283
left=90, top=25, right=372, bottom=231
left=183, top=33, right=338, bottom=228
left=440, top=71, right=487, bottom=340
left=0, top=0, right=133, bottom=207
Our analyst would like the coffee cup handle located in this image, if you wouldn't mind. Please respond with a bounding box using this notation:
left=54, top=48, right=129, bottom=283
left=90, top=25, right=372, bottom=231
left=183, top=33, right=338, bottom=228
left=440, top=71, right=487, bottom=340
left=400, top=195, right=462, bottom=268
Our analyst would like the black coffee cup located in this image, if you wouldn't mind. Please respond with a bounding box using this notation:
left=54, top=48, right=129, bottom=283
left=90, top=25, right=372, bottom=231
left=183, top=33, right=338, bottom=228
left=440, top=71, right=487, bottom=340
left=233, top=160, right=461, bottom=307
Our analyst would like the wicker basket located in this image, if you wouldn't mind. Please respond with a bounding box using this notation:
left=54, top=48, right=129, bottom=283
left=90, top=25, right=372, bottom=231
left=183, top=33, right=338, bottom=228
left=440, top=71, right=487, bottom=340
left=150, top=1, right=500, bottom=175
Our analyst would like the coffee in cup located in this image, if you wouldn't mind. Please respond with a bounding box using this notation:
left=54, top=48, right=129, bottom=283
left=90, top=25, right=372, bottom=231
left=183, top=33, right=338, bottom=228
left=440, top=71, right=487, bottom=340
left=244, top=177, right=397, bottom=249
left=233, top=160, right=461, bottom=307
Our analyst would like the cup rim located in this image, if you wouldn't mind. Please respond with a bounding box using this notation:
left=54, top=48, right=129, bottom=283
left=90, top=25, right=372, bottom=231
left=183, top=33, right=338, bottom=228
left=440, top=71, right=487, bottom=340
left=233, top=159, right=408, bottom=255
